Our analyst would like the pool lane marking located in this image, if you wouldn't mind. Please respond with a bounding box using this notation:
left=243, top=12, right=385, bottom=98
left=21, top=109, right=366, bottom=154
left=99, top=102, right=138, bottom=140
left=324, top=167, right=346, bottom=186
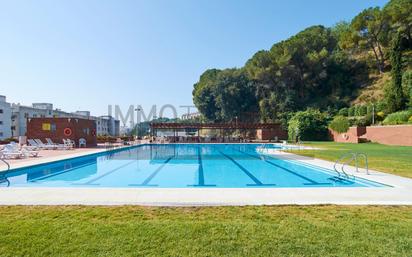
left=78, top=160, right=137, bottom=185
left=216, top=149, right=276, bottom=186
left=189, top=146, right=216, bottom=187
left=234, top=148, right=332, bottom=186
left=29, top=161, right=98, bottom=182
left=128, top=156, right=174, bottom=187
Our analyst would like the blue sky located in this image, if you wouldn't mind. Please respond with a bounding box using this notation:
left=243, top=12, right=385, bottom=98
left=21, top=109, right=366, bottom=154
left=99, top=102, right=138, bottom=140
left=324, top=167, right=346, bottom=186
left=1, top=0, right=388, bottom=119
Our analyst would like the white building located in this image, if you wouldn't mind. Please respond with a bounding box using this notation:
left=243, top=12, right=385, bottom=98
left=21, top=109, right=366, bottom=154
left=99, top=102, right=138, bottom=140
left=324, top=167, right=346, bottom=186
left=0, top=96, right=12, bottom=140
left=6, top=99, right=120, bottom=138
left=96, top=116, right=120, bottom=136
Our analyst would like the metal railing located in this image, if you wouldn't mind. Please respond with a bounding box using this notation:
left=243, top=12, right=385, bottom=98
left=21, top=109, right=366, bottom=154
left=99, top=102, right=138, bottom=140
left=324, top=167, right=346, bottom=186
left=0, top=157, right=10, bottom=187
left=333, top=152, right=369, bottom=179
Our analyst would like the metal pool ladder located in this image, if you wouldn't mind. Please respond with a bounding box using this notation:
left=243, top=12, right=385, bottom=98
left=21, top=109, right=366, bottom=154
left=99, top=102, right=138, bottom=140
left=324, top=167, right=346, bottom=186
left=333, top=152, right=369, bottom=179
left=0, top=157, right=10, bottom=187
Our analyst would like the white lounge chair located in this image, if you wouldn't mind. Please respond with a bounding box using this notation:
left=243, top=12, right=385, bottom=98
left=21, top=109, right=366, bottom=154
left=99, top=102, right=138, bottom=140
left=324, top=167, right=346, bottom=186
left=1, top=145, right=23, bottom=159
left=28, top=139, right=53, bottom=150
left=46, top=138, right=71, bottom=150
left=35, top=139, right=57, bottom=150
left=9, top=142, right=39, bottom=157
left=79, top=138, right=86, bottom=148
left=63, top=139, right=75, bottom=149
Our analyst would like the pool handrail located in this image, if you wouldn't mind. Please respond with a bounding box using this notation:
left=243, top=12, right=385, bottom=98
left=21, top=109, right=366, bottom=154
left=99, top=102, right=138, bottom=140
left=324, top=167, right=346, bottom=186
left=334, top=152, right=369, bottom=179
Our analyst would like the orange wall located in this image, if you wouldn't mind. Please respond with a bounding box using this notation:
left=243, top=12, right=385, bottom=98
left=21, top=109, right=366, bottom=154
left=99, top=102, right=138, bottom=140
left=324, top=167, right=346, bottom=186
left=330, top=125, right=412, bottom=146
left=366, top=125, right=412, bottom=146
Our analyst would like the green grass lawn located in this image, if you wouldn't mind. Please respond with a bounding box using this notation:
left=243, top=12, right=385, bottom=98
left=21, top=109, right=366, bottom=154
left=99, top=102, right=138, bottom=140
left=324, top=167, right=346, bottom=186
left=289, top=142, right=412, bottom=178
left=0, top=206, right=411, bottom=257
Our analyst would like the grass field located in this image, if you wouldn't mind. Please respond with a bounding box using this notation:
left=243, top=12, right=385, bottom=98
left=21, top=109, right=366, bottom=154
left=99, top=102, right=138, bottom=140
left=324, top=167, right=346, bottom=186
left=0, top=205, right=411, bottom=257
left=289, top=142, right=412, bottom=178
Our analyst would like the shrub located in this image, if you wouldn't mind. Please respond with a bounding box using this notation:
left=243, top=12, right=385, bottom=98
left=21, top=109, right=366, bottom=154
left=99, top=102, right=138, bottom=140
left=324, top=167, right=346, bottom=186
left=355, top=105, right=367, bottom=116
left=376, top=111, right=385, bottom=121
left=376, top=101, right=386, bottom=112
left=348, top=107, right=355, bottom=117
left=0, top=137, right=18, bottom=145
left=288, top=109, right=329, bottom=141
left=366, top=104, right=374, bottom=115
left=329, top=116, right=350, bottom=133
left=353, top=117, right=368, bottom=127
left=382, top=110, right=412, bottom=125
left=338, top=108, right=349, bottom=116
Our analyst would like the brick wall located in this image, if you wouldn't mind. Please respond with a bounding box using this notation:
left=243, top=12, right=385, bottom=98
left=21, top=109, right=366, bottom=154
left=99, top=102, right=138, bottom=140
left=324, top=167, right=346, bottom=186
left=330, top=125, right=412, bottom=146
left=329, top=127, right=366, bottom=143
left=256, top=127, right=288, bottom=140
left=366, top=125, right=412, bottom=146
left=26, top=118, right=97, bottom=147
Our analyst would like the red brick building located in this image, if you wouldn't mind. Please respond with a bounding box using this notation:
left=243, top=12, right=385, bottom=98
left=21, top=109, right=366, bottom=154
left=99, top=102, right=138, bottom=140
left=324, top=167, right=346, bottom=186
left=26, top=118, right=97, bottom=147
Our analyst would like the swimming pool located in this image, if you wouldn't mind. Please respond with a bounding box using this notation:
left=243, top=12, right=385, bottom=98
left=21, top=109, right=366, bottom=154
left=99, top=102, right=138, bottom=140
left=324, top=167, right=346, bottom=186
left=1, top=144, right=385, bottom=188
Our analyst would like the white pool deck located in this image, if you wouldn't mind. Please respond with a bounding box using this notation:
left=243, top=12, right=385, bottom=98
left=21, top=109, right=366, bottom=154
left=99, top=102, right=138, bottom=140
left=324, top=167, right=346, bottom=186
left=0, top=144, right=411, bottom=206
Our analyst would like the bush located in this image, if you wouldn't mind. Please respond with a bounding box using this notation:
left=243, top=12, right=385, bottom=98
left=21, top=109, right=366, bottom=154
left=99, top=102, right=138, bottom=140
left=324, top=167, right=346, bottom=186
left=0, top=138, right=18, bottom=145
left=354, top=105, right=367, bottom=116
left=348, top=107, right=355, bottom=117
left=376, top=101, right=386, bottom=112
left=348, top=116, right=372, bottom=127
left=338, top=108, right=349, bottom=116
left=382, top=110, right=412, bottom=125
left=288, top=109, right=329, bottom=141
left=376, top=111, right=385, bottom=121
left=409, top=116, right=412, bottom=124
left=329, top=116, right=350, bottom=133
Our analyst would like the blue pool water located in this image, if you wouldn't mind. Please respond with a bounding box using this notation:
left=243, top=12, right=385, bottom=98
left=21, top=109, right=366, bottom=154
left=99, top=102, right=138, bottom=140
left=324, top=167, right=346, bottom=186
left=1, top=144, right=385, bottom=188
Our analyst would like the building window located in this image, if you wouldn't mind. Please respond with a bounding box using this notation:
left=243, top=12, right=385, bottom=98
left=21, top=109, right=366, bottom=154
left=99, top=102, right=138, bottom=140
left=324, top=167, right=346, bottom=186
left=0, top=132, right=3, bottom=137
left=24, top=113, right=29, bottom=118
left=83, top=128, right=90, bottom=135
left=0, top=109, right=3, bottom=114
left=11, top=126, right=15, bottom=131
left=0, top=121, right=2, bottom=125
left=51, top=124, right=56, bottom=133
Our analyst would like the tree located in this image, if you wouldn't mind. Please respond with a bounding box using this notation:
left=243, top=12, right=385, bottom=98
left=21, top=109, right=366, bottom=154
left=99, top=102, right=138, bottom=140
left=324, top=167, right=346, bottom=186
left=385, top=32, right=406, bottom=113
left=193, top=69, right=258, bottom=122
left=332, top=21, right=357, bottom=50
left=351, top=7, right=389, bottom=73
left=402, top=70, right=412, bottom=107
left=192, top=69, right=221, bottom=121
left=213, top=69, right=258, bottom=121
left=384, top=0, right=412, bottom=47
left=288, top=109, right=329, bottom=141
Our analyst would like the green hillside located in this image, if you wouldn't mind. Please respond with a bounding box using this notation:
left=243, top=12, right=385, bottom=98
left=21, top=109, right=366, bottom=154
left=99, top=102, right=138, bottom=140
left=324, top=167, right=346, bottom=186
left=192, top=0, right=412, bottom=129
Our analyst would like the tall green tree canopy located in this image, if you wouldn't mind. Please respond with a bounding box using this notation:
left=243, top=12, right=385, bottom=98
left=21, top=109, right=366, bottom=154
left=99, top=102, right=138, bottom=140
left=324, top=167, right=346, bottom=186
left=192, top=0, right=412, bottom=126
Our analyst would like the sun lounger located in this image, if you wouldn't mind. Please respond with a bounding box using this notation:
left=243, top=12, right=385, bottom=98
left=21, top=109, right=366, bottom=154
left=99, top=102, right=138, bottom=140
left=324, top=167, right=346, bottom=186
left=46, top=138, right=71, bottom=150
left=28, top=139, right=53, bottom=150
left=0, top=145, right=23, bottom=159
left=35, top=139, right=58, bottom=150
left=8, top=142, right=39, bottom=157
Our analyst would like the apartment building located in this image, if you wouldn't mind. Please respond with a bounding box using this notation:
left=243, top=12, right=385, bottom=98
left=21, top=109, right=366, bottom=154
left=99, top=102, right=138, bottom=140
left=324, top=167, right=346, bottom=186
left=0, top=96, right=12, bottom=140
left=10, top=102, right=119, bottom=138
left=96, top=115, right=120, bottom=136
